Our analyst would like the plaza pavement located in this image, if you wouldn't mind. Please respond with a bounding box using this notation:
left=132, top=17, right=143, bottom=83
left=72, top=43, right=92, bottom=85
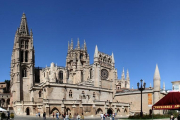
left=12, top=115, right=170, bottom=120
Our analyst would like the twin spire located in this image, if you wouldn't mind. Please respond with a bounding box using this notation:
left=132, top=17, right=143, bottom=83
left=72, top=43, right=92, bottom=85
left=121, top=68, right=130, bottom=81
left=68, top=38, right=87, bottom=51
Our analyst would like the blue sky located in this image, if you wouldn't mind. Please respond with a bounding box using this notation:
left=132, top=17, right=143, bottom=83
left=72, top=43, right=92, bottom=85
left=0, top=0, right=180, bottom=90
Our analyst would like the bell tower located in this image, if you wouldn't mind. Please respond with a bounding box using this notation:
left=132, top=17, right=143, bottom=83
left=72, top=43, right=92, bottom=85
left=10, top=13, right=35, bottom=104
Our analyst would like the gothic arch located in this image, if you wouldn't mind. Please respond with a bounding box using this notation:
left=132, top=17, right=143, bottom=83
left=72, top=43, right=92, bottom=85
left=107, top=108, right=113, bottom=115
left=96, top=108, right=103, bottom=114
left=50, top=107, right=60, bottom=114
left=25, top=107, right=30, bottom=115
left=117, top=108, right=120, bottom=113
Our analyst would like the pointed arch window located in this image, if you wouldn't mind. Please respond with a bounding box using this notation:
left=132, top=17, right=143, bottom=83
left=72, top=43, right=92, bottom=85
left=125, top=81, right=127, bottom=88
left=25, top=41, right=28, bottom=49
left=39, top=91, right=41, bottom=98
left=22, top=68, right=27, bottom=77
left=25, top=51, right=28, bottom=62
left=21, top=41, right=24, bottom=48
left=59, top=71, right=63, bottom=80
left=69, top=90, right=72, bottom=98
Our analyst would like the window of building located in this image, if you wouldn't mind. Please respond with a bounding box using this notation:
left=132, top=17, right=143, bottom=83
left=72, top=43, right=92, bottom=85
left=22, top=68, right=27, bottom=77
left=69, top=90, right=72, bottom=98
left=21, top=51, right=24, bottom=62
left=59, top=71, right=63, bottom=80
left=90, top=69, right=92, bottom=79
left=44, top=72, right=45, bottom=77
left=25, top=51, right=28, bottom=62
left=21, top=41, right=24, bottom=48
left=93, top=92, right=95, bottom=98
left=25, top=41, right=28, bottom=49
left=39, top=91, right=41, bottom=98
left=81, top=71, right=83, bottom=82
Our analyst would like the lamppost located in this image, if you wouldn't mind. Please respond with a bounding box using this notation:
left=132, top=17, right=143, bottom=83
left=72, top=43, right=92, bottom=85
left=137, top=79, right=146, bottom=117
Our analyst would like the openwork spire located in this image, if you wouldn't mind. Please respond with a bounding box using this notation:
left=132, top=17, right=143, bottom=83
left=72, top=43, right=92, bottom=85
left=84, top=39, right=87, bottom=51
left=111, top=52, right=115, bottom=64
left=19, top=13, right=29, bottom=35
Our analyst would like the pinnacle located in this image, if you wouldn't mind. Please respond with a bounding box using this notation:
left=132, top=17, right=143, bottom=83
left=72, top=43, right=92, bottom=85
left=153, top=64, right=161, bottom=80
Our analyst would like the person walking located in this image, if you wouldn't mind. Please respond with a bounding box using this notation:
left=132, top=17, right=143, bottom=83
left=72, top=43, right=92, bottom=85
left=52, top=112, right=54, bottom=119
left=77, top=114, right=80, bottom=120
left=177, top=113, right=180, bottom=120
left=81, top=113, right=84, bottom=120
left=170, top=114, right=174, bottom=120
left=38, top=112, right=41, bottom=118
left=66, top=113, right=69, bottom=120
left=69, top=113, right=72, bottom=120
left=100, top=113, right=103, bottom=120
left=43, top=112, right=46, bottom=120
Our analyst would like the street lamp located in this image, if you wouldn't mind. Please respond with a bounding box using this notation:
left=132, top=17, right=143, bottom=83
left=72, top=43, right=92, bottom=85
left=137, top=79, right=146, bottom=117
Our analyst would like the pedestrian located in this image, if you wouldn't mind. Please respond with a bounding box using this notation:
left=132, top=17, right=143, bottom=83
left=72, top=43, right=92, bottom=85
left=63, top=113, right=66, bottom=120
left=38, top=112, right=40, bottom=118
left=177, top=113, right=180, bottom=120
left=43, top=112, right=46, bottom=120
left=77, top=114, right=80, bottom=120
left=109, top=114, right=112, bottom=120
left=81, top=113, right=84, bottom=120
left=100, top=113, right=103, bottom=120
left=103, top=113, right=106, bottom=120
left=66, top=113, right=69, bottom=120
left=69, top=113, right=72, bottom=120
left=56, top=112, right=59, bottom=119
left=112, top=113, right=115, bottom=120
left=53, top=112, right=54, bottom=118
left=170, top=114, right=174, bottom=120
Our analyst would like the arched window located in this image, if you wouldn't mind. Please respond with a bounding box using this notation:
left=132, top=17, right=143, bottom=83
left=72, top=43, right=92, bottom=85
left=25, top=41, right=28, bottom=49
left=82, top=91, right=85, bottom=95
left=69, top=90, right=72, bottom=98
left=21, top=51, right=24, bottom=62
left=59, top=71, right=63, bottom=80
left=44, top=72, right=45, bottom=77
left=93, top=92, right=95, bottom=98
left=39, top=91, right=41, bottom=98
left=22, top=68, right=27, bottom=77
left=25, top=51, right=28, bottom=62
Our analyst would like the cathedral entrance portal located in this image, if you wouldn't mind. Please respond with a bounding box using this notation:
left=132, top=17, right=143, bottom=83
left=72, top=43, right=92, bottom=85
left=26, top=107, right=30, bottom=115
left=107, top=108, right=113, bottom=115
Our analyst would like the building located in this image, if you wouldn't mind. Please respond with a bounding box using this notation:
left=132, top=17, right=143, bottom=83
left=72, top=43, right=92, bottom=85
left=10, top=13, right=166, bottom=116
left=0, top=82, right=10, bottom=108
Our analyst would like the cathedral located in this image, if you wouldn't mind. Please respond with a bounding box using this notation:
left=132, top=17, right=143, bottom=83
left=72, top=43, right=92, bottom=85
left=10, top=13, right=166, bottom=116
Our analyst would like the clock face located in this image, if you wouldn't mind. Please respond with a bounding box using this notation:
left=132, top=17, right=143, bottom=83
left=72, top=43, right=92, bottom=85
left=101, top=69, right=108, bottom=80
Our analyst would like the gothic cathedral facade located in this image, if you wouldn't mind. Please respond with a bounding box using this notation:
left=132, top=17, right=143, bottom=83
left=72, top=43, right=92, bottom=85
left=10, top=13, right=164, bottom=116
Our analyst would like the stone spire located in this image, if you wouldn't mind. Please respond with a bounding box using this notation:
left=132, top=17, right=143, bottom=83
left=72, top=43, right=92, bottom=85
left=153, top=64, right=161, bottom=80
left=71, top=38, right=73, bottom=50
left=94, top=45, right=98, bottom=58
left=111, top=52, right=115, bottom=64
left=163, top=82, right=165, bottom=91
left=19, top=13, right=29, bottom=35
left=30, top=29, right=33, bottom=36
left=84, top=39, right=87, bottom=51
left=126, top=69, right=130, bottom=81
left=68, top=41, right=70, bottom=51
left=77, top=38, right=80, bottom=49
left=121, top=68, right=125, bottom=80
